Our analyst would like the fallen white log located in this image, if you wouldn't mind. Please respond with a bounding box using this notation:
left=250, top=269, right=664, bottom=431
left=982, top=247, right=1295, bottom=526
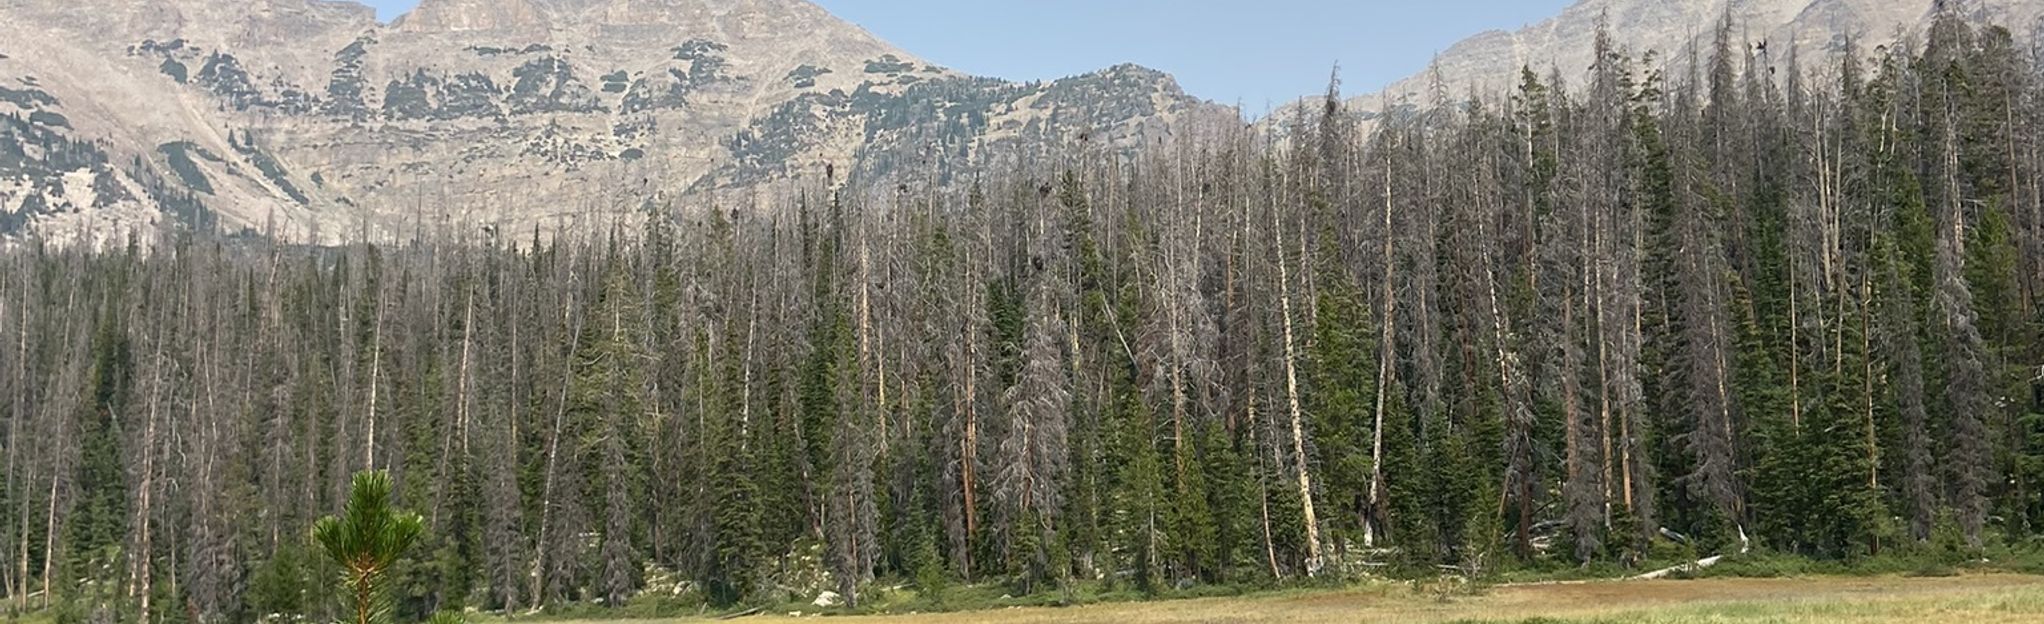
left=1632, top=555, right=1725, bottom=580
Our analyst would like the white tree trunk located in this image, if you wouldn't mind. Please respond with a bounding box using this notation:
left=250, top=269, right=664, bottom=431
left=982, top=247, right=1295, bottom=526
left=1274, top=201, right=1322, bottom=575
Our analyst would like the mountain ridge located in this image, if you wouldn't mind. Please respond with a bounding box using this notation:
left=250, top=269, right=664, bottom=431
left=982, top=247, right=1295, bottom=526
left=10, top=0, right=2041, bottom=246
left=1266, top=0, right=2044, bottom=126
left=0, top=0, right=1226, bottom=245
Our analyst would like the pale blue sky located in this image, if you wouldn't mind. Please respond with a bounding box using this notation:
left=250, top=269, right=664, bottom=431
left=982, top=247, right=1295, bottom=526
left=357, top=0, right=1574, bottom=112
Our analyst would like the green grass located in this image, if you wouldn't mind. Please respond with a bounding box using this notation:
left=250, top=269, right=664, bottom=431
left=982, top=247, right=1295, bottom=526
left=1439, top=583, right=2044, bottom=623
left=6, top=609, right=56, bottom=624
left=497, top=543, right=2044, bottom=622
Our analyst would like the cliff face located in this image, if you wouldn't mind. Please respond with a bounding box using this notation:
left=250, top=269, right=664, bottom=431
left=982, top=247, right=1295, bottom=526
left=16, top=0, right=2014, bottom=246
left=0, top=0, right=1230, bottom=244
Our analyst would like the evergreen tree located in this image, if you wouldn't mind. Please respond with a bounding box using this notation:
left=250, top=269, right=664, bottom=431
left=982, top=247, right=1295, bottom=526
left=313, top=471, right=424, bottom=624
left=5, top=12, right=2044, bottom=611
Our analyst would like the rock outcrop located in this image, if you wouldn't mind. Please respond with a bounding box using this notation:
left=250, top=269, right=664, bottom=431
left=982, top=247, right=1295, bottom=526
left=0, top=0, right=1231, bottom=244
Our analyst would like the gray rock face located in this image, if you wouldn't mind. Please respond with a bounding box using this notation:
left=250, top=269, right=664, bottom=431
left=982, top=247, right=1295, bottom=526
left=393, top=0, right=550, bottom=33
left=0, top=0, right=1231, bottom=243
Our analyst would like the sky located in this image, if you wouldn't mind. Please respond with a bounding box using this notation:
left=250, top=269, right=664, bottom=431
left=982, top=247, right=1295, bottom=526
left=356, top=0, right=1575, bottom=112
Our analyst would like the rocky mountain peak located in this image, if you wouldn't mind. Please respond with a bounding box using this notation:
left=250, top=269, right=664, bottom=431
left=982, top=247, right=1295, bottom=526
left=391, top=0, right=840, bottom=32
left=0, top=0, right=1228, bottom=245
left=392, top=0, right=551, bottom=33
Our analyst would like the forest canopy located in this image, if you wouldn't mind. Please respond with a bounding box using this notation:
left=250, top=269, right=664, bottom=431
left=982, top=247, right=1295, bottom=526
left=3, top=9, right=2044, bottom=623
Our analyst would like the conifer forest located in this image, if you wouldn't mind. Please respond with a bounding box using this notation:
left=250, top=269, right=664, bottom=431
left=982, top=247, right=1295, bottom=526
left=5, top=12, right=2044, bottom=624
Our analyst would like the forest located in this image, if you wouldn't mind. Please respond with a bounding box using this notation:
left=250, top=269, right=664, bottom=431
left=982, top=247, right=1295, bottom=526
left=4, top=9, right=2044, bottom=624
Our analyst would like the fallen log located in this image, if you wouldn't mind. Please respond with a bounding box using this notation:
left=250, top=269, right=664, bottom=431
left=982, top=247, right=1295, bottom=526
left=1632, top=555, right=1725, bottom=580
left=717, top=606, right=765, bottom=620
left=1633, top=524, right=1748, bottom=580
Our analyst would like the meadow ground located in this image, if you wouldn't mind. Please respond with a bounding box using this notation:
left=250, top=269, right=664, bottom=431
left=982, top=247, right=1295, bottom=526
left=545, top=574, right=2044, bottom=624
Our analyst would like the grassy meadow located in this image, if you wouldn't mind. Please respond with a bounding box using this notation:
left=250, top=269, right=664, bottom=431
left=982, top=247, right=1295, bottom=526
left=515, top=574, right=2044, bottom=624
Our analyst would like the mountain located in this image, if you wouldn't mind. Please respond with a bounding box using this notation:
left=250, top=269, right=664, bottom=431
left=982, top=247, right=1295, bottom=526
left=1311, top=0, right=2042, bottom=121
left=0, top=0, right=1229, bottom=244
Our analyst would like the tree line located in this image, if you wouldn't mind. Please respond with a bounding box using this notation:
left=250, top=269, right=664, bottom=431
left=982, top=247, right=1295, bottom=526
left=3, top=9, right=2044, bottom=623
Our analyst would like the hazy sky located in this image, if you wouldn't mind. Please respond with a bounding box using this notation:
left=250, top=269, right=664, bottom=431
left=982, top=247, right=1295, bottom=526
left=356, top=0, right=1574, bottom=111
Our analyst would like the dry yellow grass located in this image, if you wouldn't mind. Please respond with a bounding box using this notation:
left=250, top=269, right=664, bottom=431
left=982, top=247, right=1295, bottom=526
left=641, top=574, right=2044, bottom=624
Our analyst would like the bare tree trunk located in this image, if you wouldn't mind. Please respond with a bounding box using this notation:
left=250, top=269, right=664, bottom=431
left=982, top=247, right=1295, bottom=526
left=1566, top=154, right=1605, bottom=561
left=1562, top=266, right=1591, bottom=559
left=40, top=470, right=55, bottom=610
left=742, top=290, right=759, bottom=445
left=132, top=340, right=165, bottom=622
left=8, top=267, right=25, bottom=609
left=1484, top=201, right=1536, bottom=558
left=365, top=288, right=385, bottom=470
left=1273, top=193, right=1322, bottom=575
left=1622, top=153, right=1654, bottom=545
left=1861, top=273, right=1879, bottom=494
left=531, top=302, right=580, bottom=607
left=962, top=324, right=979, bottom=580
left=1366, top=152, right=1395, bottom=549
left=1166, top=250, right=1191, bottom=492
left=858, top=232, right=875, bottom=449
left=1259, top=479, right=1281, bottom=580
left=1790, top=253, right=1804, bottom=432
left=1244, top=387, right=1281, bottom=580
left=457, top=287, right=475, bottom=455
left=1595, top=223, right=1615, bottom=528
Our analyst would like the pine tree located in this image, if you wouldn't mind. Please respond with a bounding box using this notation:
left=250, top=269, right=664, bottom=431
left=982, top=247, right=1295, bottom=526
left=1198, top=421, right=1257, bottom=582
left=1305, top=231, right=1375, bottom=552
left=1809, top=297, right=1887, bottom=558
left=313, top=470, right=424, bottom=624
left=578, top=256, right=649, bottom=606
left=8, top=9, right=2044, bottom=611
left=1106, top=368, right=1164, bottom=592
left=701, top=326, right=761, bottom=607
left=68, top=300, right=132, bottom=592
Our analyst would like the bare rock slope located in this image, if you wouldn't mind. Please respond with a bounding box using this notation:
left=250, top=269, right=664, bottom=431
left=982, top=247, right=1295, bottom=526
left=0, top=0, right=1226, bottom=243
